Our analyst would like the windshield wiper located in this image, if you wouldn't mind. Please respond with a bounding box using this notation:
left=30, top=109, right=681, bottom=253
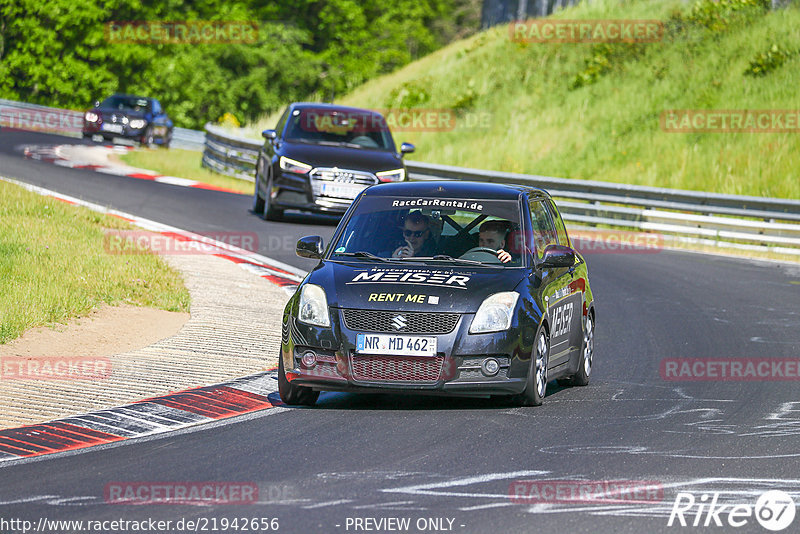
left=334, top=251, right=390, bottom=262
left=401, top=255, right=486, bottom=265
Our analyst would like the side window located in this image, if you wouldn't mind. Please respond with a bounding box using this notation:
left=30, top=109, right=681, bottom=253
left=275, top=107, right=291, bottom=139
left=528, top=199, right=557, bottom=259
left=546, top=199, right=570, bottom=247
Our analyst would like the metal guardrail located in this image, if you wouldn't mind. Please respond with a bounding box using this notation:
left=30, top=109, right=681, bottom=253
left=201, top=124, right=800, bottom=255
left=0, top=98, right=206, bottom=151
left=201, top=123, right=260, bottom=182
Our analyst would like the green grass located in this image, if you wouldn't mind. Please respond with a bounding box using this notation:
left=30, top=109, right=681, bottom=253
left=248, top=0, right=799, bottom=199
left=0, top=180, right=190, bottom=344
left=119, top=148, right=252, bottom=195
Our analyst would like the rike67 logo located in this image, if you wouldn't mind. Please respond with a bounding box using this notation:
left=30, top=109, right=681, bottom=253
left=668, top=490, right=796, bottom=531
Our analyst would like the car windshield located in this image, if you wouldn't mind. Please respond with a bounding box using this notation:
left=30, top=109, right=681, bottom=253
left=330, top=196, right=528, bottom=267
left=100, top=96, right=150, bottom=112
left=283, top=108, right=395, bottom=151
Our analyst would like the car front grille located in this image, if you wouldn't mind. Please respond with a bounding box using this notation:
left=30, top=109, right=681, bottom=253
left=310, top=167, right=377, bottom=207
left=350, top=354, right=444, bottom=383
left=342, top=309, right=460, bottom=334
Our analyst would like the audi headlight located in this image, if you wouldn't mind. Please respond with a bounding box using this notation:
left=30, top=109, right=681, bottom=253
left=469, top=292, right=519, bottom=334
left=85, top=112, right=99, bottom=122
left=376, top=168, right=405, bottom=182
left=280, top=156, right=312, bottom=174
left=129, top=119, right=147, bottom=129
left=298, top=284, right=330, bottom=327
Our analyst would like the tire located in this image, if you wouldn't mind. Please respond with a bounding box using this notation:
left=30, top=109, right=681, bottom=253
left=262, top=167, right=284, bottom=221
left=278, top=355, right=319, bottom=406
left=252, top=170, right=265, bottom=215
left=140, top=127, right=154, bottom=148
left=558, top=311, right=594, bottom=387
left=572, top=312, right=594, bottom=386
left=162, top=131, right=172, bottom=149
left=515, top=326, right=550, bottom=406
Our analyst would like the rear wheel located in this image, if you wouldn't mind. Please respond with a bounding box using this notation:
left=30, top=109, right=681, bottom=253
left=278, top=356, right=319, bottom=406
left=558, top=312, right=593, bottom=387
left=572, top=312, right=593, bottom=386
left=515, top=327, right=549, bottom=406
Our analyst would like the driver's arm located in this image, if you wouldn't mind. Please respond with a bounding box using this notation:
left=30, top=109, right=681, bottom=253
left=496, top=249, right=512, bottom=263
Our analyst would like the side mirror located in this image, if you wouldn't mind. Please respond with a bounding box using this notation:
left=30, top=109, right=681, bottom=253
left=400, top=142, right=415, bottom=155
left=296, top=235, right=324, bottom=259
left=540, top=244, right=575, bottom=269
left=262, top=129, right=277, bottom=140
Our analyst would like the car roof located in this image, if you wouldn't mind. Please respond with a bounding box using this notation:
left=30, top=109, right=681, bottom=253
left=290, top=102, right=383, bottom=116
left=108, top=93, right=153, bottom=102
left=362, top=180, right=551, bottom=201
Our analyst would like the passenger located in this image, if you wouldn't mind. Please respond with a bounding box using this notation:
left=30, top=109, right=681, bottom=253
left=392, top=211, right=438, bottom=258
left=479, top=220, right=513, bottom=263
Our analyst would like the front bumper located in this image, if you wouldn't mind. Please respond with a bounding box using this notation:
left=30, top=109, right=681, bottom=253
left=83, top=121, right=147, bottom=139
left=282, top=309, right=531, bottom=397
left=272, top=167, right=385, bottom=215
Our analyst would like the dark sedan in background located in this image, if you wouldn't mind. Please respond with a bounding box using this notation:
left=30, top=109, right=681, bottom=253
left=279, top=181, right=596, bottom=407
left=82, top=94, right=173, bottom=147
left=253, top=102, right=415, bottom=221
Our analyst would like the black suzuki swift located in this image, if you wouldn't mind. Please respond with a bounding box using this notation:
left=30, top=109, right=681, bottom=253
left=279, top=181, right=595, bottom=407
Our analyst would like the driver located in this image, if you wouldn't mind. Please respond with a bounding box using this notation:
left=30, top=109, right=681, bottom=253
left=478, top=220, right=513, bottom=263
left=392, top=211, right=438, bottom=258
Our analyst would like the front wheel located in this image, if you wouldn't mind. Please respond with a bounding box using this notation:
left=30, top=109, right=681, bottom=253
left=140, top=127, right=154, bottom=148
left=515, top=327, right=549, bottom=406
left=252, top=170, right=265, bottom=214
left=262, top=168, right=284, bottom=221
left=278, top=356, right=319, bottom=406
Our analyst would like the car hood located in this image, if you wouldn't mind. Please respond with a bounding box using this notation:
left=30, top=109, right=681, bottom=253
left=93, top=107, right=148, bottom=120
left=279, top=141, right=403, bottom=173
left=308, top=261, right=527, bottom=314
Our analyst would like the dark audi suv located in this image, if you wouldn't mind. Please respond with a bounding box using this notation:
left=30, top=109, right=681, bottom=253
left=253, top=103, right=415, bottom=221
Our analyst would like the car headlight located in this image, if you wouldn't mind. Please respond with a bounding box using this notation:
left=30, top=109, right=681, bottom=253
left=298, top=284, right=330, bottom=327
left=469, top=292, right=519, bottom=334
left=376, top=168, right=405, bottom=182
left=129, top=119, right=147, bottom=129
left=280, top=156, right=312, bottom=174
left=85, top=112, right=99, bottom=122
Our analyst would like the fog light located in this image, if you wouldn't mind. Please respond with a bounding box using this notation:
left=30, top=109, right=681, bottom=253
left=301, top=351, right=317, bottom=368
left=481, top=358, right=500, bottom=377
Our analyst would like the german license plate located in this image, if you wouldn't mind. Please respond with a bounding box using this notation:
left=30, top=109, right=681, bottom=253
left=320, top=181, right=366, bottom=199
left=101, top=123, right=123, bottom=134
left=356, top=334, right=437, bottom=357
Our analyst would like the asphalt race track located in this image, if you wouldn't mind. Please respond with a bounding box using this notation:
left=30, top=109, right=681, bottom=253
left=1, top=130, right=799, bottom=533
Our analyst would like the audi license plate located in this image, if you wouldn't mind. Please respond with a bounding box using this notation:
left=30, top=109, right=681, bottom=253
left=320, top=181, right=367, bottom=199
left=356, top=334, right=437, bottom=357
left=101, top=123, right=123, bottom=134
